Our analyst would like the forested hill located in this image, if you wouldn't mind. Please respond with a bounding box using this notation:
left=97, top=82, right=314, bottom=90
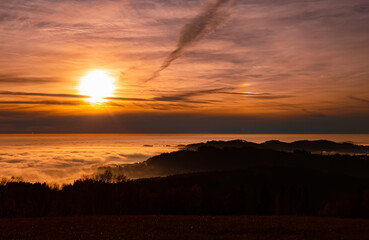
left=100, top=141, right=369, bottom=179
left=185, top=139, right=369, bottom=154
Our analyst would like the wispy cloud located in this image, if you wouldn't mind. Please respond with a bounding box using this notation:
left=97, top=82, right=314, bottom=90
left=105, top=97, right=149, bottom=101
left=350, top=96, right=369, bottom=104
left=0, top=75, right=56, bottom=84
left=0, top=91, right=87, bottom=98
left=152, top=88, right=291, bottom=102
left=153, top=87, right=233, bottom=102
left=146, top=0, right=234, bottom=82
left=0, top=100, right=85, bottom=106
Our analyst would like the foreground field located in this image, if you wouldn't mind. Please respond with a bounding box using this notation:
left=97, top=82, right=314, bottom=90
left=0, top=215, right=368, bottom=240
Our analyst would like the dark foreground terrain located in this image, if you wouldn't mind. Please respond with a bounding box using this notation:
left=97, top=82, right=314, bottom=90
left=0, top=215, right=368, bottom=240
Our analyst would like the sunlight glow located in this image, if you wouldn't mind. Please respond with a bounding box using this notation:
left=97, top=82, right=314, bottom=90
left=78, top=70, right=115, bottom=103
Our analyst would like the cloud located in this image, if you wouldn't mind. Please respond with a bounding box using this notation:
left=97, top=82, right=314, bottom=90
left=0, top=100, right=85, bottom=106
left=0, top=13, right=21, bottom=22
left=146, top=0, right=234, bottom=82
left=1, top=159, right=23, bottom=164
left=152, top=88, right=291, bottom=102
left=232, top=93, right=292, bottom=100
left=0, top=87, right=291, bottom=108
left=0, top=91, right=88, bottom=98
left=0, top=138, right=165, bottom=183
left=350, top=96, right=369, bottom=104
left=0, top=75, right=56, bottom=84
left=105, top=97, right=149, bottom=101
left=119, top=153, right=151, bottom=161
left=107, top=87, right=287, bottom=104
left=153, top=87, right=233, bottom=102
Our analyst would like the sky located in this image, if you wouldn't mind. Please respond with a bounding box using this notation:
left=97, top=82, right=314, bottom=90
left=0, top=0, right=368, bottom=133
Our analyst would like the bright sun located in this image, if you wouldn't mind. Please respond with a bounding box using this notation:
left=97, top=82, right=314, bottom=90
left=78, top=70, right=116, bottom=103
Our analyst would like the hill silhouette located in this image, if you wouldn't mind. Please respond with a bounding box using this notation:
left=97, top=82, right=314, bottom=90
left=101, top=140, right=369, bottom=179
left=185, top=139, right=369, bottom=154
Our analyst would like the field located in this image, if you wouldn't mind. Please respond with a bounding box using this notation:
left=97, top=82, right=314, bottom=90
left=0, top=215, right=368, bottom=240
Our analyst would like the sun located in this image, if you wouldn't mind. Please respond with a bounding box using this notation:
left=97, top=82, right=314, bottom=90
left=78, top=70, right=116, bottom=103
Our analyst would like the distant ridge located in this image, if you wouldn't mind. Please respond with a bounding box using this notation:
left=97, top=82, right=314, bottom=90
left=185, top=139, right=369, bottom=154
left=99, top=139, right=369, bottom=179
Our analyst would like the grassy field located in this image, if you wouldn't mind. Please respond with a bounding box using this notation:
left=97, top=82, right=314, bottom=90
left=0, top=215, right=368, bottom=240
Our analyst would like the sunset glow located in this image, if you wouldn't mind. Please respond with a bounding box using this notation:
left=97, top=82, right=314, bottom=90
left=0, top=0, right=368, bottom=133
left=78, top=70, right=115, bottom=103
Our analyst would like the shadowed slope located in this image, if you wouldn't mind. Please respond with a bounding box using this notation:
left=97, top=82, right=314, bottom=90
left=104, top=141, right=369, bottom=179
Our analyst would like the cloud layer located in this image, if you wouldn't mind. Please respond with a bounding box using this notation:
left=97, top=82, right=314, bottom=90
left=0, top=134, right=174, bottom=183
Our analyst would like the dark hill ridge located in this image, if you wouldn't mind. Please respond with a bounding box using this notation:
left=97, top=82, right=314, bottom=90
left=99, top=141, right=369, bottom=179
left=185, top=139, right=369, bottom=154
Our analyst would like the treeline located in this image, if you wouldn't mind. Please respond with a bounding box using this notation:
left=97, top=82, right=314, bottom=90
left=186, top=139, right=369, bottom=154
left=1, top=167, right=368, bottom=218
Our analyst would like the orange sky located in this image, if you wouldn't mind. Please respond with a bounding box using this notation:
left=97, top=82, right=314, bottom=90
left=0, top=0, right=368, bottom=133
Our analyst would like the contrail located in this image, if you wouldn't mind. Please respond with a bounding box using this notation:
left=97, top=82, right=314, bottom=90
left=145, top=0, right=234, bottom=82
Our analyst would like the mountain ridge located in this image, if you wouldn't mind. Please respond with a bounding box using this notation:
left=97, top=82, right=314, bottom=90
left=98, top=140, right=369, bottom=179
